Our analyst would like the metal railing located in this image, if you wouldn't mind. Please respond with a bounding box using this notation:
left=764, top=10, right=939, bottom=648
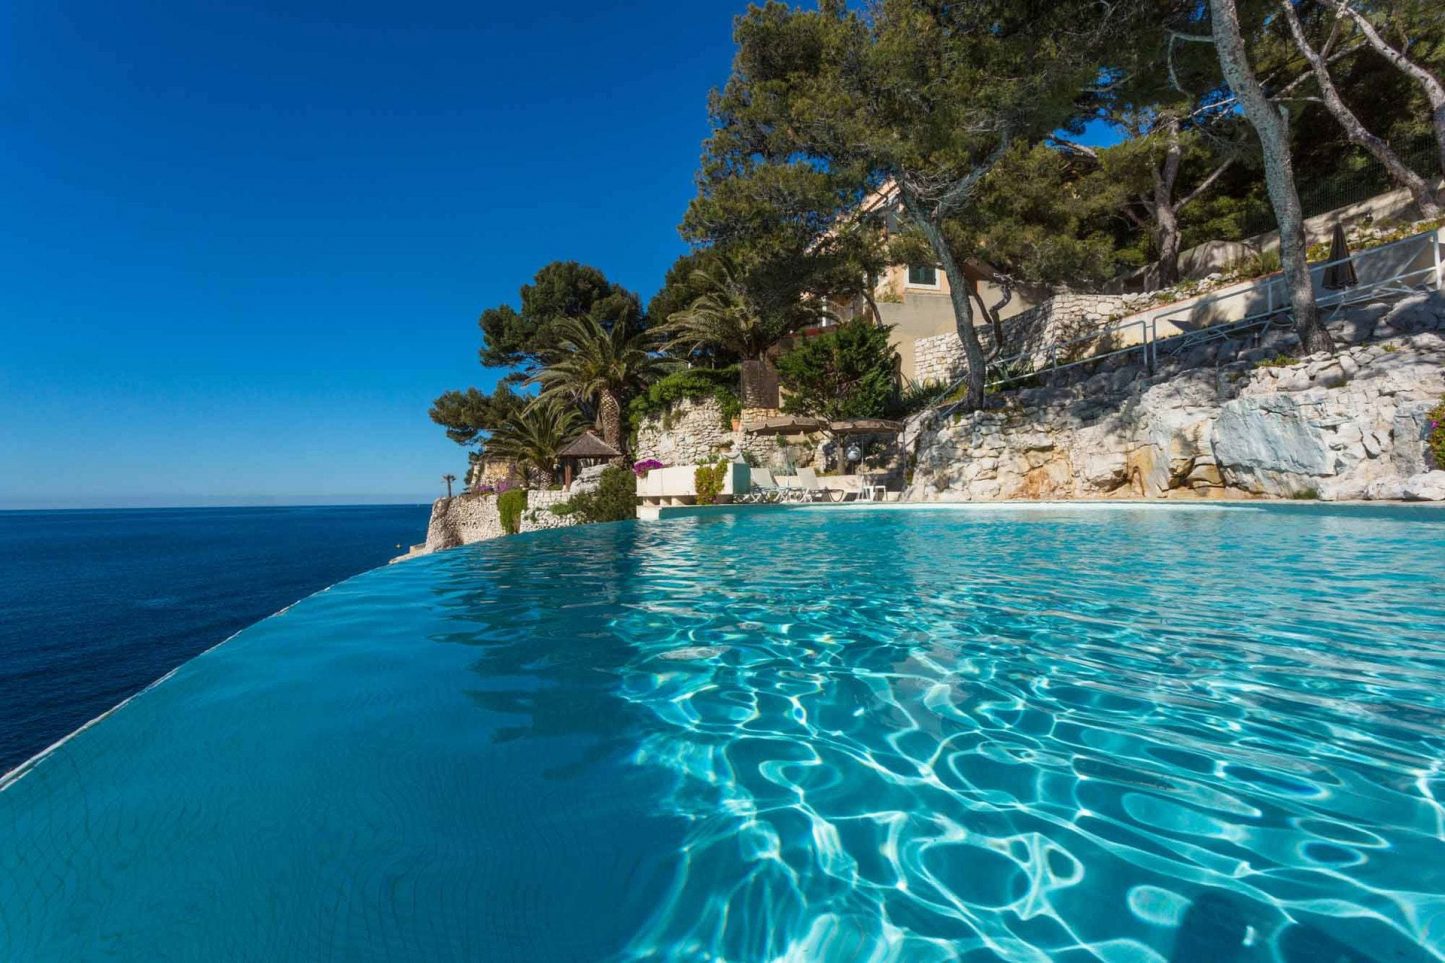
left=1148, top=227, right=1442, bottom=359
left=931, top=226, right=1443, bottom=412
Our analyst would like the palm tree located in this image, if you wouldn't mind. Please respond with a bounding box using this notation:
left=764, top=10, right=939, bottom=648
left=655, top=261, right=829, bottom=406
left=532, top=316, right=671, bottom=453
left=485, top=397, right=583, bottom=486
left=442, top=473, right=456, bottom=499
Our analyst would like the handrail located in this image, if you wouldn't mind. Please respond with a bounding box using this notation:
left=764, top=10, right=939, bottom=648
left=1150, top=225, right=1439, bottom=326
left=930, top=225, right=1442, bottom=411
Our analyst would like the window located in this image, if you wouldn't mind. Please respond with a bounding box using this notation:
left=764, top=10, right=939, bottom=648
left=907, top=265, right=939, bottom=288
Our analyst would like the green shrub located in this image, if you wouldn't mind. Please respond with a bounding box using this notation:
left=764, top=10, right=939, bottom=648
left=694, top=459, right=727, bottom=506
left=627, top=367, right=742, bottom=433
left=1222, top=248, right=1282, bottom=281
left=1428, top=397, right=1445, bottom=470
left=987, top=356, right=1040, bottom=390
left=776, top=318, right=899, bottom=419
left=562, top=466, right=636, bottom=523
left=715, top=390, right=742, bottom=428
left=1253, top=353, right=1296, bottom=370
left=890, top=379, right=952, bottom=416
left=497, top=489, right=527, bottom=534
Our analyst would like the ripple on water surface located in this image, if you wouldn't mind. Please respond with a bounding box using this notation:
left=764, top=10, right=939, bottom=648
left=2, top=503, right=1444, bottom=962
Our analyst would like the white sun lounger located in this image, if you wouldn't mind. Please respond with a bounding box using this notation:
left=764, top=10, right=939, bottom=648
left=793, top=467, right=847, bottom=502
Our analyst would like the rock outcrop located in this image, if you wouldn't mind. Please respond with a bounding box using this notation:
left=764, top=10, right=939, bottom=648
left=907, top=293, right=1445, bottom=502
left=1403, top=470, right=1445, bottom=501
left=399, top=488, right=581, bottom=559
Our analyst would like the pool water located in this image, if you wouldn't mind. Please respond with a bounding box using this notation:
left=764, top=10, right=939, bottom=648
left=2, top=504, right=1443, bottom=961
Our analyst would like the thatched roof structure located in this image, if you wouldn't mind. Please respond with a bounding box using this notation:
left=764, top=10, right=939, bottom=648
left=558, top=430, right=622, bottom=460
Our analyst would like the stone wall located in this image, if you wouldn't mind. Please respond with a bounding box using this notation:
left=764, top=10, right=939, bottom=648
left=519, top=489, right=576, bottom=532
left=419, top=491, right=504, bottom=551
left=913, top=332, right=968, bottom=385
left=633, top=397, right=734, bottom=466
left=907, top=293, right=1445, bottom=502
left=911, top=291, right=1160, bottom=384
left=634, top=396, right=825, bottom=472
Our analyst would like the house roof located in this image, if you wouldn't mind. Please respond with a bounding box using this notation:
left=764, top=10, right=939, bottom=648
left=558, top=430, right=621, bottom=459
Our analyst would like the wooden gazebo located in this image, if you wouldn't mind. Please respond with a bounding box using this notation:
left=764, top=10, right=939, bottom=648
left=557, top=430, right=622, bottom=488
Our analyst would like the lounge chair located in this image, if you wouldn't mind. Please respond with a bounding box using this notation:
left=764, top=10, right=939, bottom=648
left=740, top=468, right=786, bottom=503
left=794, top=467, right=847, bottom=503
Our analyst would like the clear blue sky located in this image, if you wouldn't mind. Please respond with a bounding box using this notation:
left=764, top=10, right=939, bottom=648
left=0, top=0, right=750, bottom=508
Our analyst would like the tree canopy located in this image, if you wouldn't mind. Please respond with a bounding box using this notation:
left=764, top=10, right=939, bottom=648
left=430, top=0, right=1445, bottom=469
left=532, top=314, right=672, bottom=451
left=478, top=261, right=643, bottom=376
left=690, top=0, right=1146, bottom=408
left=428, top=382, right=527, bottom=447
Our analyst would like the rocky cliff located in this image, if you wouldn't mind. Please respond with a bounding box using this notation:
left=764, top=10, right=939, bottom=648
left=397, top=488, right=579, bottom=560
left=907, top=293, right=1445, bottom=502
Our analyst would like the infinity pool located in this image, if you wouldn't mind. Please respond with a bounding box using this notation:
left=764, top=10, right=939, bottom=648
left=3, top=504, right=1443, bottom=961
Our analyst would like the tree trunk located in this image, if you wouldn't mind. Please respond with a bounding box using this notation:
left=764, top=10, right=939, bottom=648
left=862, top=288, right=883, bottom=326
left=598, top=389, right=623, bottom=455
left=1339, top=2, right=1445, bottom=181
left=1154, top=117, right=1185, bottom=286
left=969, top=285, right=1007, bottom=358
left=740, top=356, right=780, bottom=408
left=1282, top=1, right=1441, bottom=218
left=1156, top=206, right=1183, bottom=286
left=908, top=204, right=986, bottom=408
left=1211, top=0, right=1335, bottom=354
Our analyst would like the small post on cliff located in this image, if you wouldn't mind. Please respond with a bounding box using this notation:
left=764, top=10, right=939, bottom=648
left=443, top=474, right=456, bottom=499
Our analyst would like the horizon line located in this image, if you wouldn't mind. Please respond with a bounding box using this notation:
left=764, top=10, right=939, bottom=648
left=0, top=496, right=437, bottom=512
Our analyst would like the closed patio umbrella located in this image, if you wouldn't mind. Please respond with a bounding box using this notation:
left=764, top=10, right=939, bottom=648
left=745, top=415, right=828, bottom=436
left=828, top=419, right=904, bottom=435
left=1322, top=223, right=1358, bottom=290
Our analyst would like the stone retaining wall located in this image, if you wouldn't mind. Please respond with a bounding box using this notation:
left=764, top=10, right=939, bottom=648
left=912, top=291, right=1161, bottom=384
left=633, top=396, right=825, bottom=472
left=633, top=397, right=734, bottom=466
left=520, top=490, right=576, bottom=532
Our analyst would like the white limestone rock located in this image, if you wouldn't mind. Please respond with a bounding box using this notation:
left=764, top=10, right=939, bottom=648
left=1402, top=471, right=1445, bottom=501
left=1212, top=396, right=1334, bottom=496
left=1380, top=294, right=1443, bottom=335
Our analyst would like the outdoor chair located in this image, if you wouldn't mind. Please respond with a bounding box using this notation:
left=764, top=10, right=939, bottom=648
left=794, top=468, right=847, bottom=503
left=741, top=468, right=786, bottom=503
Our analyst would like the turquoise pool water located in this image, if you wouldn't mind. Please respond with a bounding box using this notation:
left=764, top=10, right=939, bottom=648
left=2, top=503, right=1443, bottom=961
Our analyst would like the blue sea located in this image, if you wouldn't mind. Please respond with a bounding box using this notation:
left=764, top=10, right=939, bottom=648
left=0, top=505, right=429, bottom=774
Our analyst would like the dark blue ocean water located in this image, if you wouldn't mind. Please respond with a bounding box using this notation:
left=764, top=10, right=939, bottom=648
left=0, top=504, right=430, bottom=774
